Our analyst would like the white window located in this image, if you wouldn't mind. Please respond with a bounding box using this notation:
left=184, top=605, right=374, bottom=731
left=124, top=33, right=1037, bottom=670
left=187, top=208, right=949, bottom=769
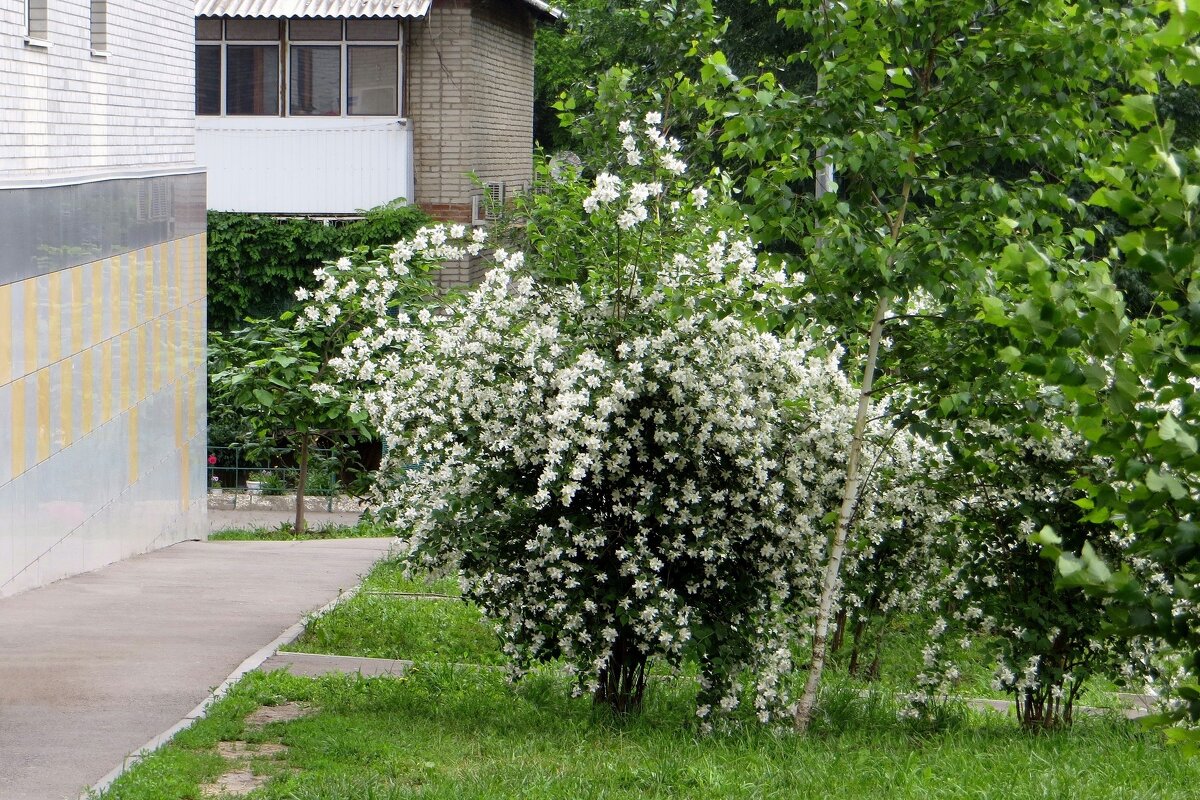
left=91, top=0, right=108, bottom=54
left=195, top=17, right=401, bottom=118
left=25, top=0, right=48, bottom=42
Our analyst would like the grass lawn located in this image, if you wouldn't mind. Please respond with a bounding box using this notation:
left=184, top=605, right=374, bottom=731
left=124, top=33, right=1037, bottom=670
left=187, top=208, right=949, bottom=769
left=208, top=520, right=398, bottom=542
left=98, top=557, right=1200, bottom=799
left=282, top=560, right=505, bottom=665
left=100, top=668, right=1200, bottom=800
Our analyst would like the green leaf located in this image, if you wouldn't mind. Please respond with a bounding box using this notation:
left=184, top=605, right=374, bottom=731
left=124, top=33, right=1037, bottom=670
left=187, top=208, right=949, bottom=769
left=1117, top=94, right=1157, bottom=128
left=1159, top=414, right=1198, bottom=455
left=252, top=388, right=276, bottom=408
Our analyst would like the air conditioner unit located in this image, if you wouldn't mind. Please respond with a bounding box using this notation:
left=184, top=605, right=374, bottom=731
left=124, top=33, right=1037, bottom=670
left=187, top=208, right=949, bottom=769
left=471, top=181, right=505, bottom=224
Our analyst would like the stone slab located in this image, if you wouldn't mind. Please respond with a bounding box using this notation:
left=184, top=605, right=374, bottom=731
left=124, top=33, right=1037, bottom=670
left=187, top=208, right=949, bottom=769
left=260, top=651, right=414, bottom=679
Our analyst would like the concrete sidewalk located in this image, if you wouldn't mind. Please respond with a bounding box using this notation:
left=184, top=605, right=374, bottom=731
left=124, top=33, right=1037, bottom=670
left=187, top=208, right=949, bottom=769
left=0, top=537, right=395, bottom=800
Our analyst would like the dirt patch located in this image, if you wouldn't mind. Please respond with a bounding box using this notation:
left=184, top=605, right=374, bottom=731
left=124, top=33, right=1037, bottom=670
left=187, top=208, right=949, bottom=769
left=201, top=768, right=267, bottom=797
left=217, top=741, right=288, bottom=758
left=244, top=701, right=312, bottom=727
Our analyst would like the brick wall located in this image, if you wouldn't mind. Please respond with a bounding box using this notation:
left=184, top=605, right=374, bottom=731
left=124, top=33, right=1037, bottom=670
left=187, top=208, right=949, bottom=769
left=409, top=0, right=535, bottom=238
left=469, top=0, right=534, bottom=194
left=408, top=0, right=475, bottom=214
left=0, top=0, right=195, bottom=177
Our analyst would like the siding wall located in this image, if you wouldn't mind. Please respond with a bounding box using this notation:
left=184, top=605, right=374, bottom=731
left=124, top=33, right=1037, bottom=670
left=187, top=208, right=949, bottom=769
left=0, top=0, right=195, bottom=177
left=0, top=1, right=205, bottom=595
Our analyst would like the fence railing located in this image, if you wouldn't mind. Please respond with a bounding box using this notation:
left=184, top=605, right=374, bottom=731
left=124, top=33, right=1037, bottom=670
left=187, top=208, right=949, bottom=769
left=206, top=444, right=346, bottom=498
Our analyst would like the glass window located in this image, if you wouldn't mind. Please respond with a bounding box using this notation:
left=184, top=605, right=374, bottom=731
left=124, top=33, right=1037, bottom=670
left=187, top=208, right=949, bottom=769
left=348, top=46, right=398, bottom=116
left=290, top=18, right=341, bottom=41
left=91, top=0, right=109, bottom=51
left=226, top=45, right=279, bottom=115
left=290, top=46, right=341, bottom=116
left=346, top=18, right=399, bottom=41
left=194, top=18, right=404, bottom=118
left=196, top=18, right=222, bottom=40
left=226, top=18, right=278, bottom=41
left=196, top=45, right=222, bottom=115
left=26, top=0, right=48, bottom=40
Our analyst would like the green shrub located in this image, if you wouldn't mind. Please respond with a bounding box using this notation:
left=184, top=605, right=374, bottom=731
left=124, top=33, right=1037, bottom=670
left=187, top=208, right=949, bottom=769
left=206, top=200, right=429, bottom=331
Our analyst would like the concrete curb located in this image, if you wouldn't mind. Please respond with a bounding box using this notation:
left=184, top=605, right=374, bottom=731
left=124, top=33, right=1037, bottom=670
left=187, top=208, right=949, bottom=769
left=83, top=561, right=383, bottom=799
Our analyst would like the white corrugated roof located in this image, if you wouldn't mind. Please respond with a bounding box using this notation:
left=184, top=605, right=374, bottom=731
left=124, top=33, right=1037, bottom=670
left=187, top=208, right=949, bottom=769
left=195, top=0, right=432, bottom=18
left=195, top=0, right=559, bottom=19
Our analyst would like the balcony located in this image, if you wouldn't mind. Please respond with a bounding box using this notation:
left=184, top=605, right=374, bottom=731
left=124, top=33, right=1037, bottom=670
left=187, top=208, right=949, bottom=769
left=196, top=117, right=414, bottom=216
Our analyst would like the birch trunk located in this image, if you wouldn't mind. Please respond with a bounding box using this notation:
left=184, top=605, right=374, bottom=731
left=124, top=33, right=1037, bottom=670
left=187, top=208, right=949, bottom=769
left=794, top=292, right=890, bottom=732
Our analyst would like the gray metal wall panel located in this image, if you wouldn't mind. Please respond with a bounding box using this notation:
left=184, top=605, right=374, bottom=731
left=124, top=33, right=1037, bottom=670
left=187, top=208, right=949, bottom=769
left=0, top=173, right=207, bottom=287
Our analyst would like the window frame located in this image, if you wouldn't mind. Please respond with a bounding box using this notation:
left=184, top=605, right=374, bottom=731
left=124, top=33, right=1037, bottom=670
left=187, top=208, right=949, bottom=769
left=224, top=39, right=282, bottom=116
left=91, top=0, right=109, bottom=56
left=25, top=0, right=49, bottom=46
left=195, top=17, right=403, bottom=119
left=286, top=20, right=344, bottom=117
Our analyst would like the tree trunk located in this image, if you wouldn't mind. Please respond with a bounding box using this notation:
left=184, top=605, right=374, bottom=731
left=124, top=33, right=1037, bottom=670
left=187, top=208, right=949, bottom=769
left=847, top=615, right=869, bottom=678
left=294, top=434, right=310, bottom=535
left=593, top=631, right=649, bottom=715
left=794, top=293, right=891, bottom=732
left=831, top=609, right=848, bottom=654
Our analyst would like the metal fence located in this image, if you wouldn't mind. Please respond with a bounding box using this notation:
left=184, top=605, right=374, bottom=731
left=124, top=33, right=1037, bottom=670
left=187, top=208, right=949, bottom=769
left=205, top=444, right=346, bottom=497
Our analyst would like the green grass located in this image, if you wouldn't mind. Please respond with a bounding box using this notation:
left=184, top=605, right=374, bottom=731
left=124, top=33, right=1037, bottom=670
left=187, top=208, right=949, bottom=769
left=209, top=520, right=398, bottom=541
left=826, top=615, right=1133, bottom=709
left=282, top=560, right=504, bottom=665
left=100, top=667, right=1200, bottom=800
left=98, top=556, right=1197, bottom=799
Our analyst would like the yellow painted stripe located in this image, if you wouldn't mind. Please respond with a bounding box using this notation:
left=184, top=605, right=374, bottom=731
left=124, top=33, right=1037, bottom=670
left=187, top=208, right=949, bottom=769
left=23, top=280, right=37, bottom=374
left=36, top=368, right=50, bottom=463
left=119, top=332, right=131, bottom=412
left=128, top=404, right=138, bottom=485
left=48, top=271, right=62, bottom=364
left=186, top=302, right=196, bottom=372
left=112, top=253, right=123, bottom=335
left=101, top=339, right=114, bottom=423
left=152, top=317, right=162, bottom=392
left=70, top=266, right=84, bottom=355
left=60, top=358, right=74, bottom=450
left=144, top=250, right=154, bottom=326
left=200, top=235, right=208, bottom=302
left=11, top=377, right=26, bottom=477
left=186, top=370, right=197, bottom=439
left=136, top=325, right=147, bottom=402
left=81, top=348, right=95, bottom=435
left=174, top=239, right=183, bottom=310
left=127, top=251, right=138, bottom=330
left=92, top=259, right=106, bottom=346
left=159, top=243, right=168, bottom=316
left=178, top=305, right=188, bottom=376
left=166, top=310, right=176, bottom=383
left=175, top=307, right=184, bottom=381
left=0, top=283, right=12, bottom=385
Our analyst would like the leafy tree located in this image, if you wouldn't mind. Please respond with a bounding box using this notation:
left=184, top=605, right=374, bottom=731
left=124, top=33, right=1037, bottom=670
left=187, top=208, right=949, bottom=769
left=693, top=0, right=1156, bottom=730
left=210, top=315, right=371, bottom=534
left=206, top=237, right=441, bottom=532
left=983, top=1, right=1200, bottom=750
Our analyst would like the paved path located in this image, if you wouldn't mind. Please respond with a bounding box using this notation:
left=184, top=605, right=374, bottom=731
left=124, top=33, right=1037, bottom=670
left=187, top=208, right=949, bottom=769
left=0, top=538, right=395, bottom=800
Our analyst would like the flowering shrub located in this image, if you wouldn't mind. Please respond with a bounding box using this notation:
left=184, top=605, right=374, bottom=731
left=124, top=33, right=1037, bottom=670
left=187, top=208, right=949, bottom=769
left=301, top=115, right=942, bottom=722
left=918, top=405, right=1156, bottom=728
